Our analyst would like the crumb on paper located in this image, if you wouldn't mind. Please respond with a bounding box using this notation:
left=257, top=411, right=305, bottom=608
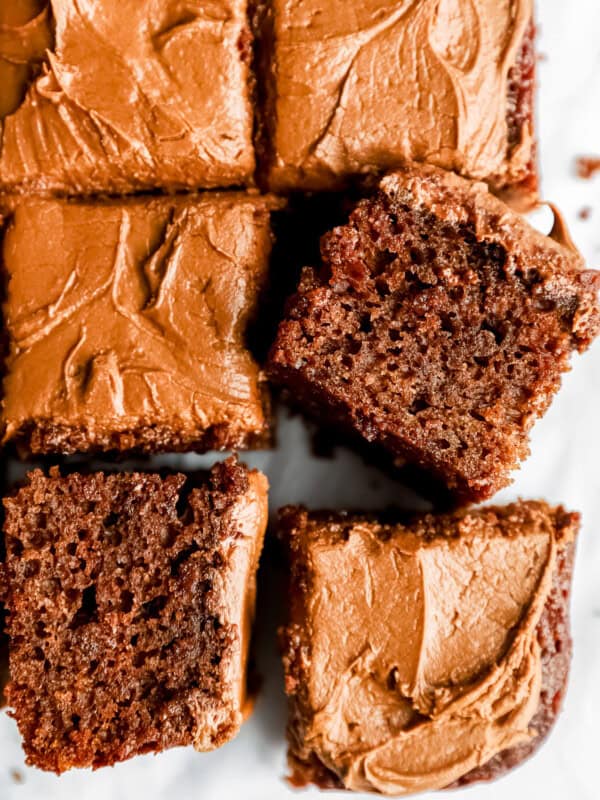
left=578, top=207, right=592, bottom=221
left=10, top=768, right=24, bottom=784
left=576, top=156, right=600, bottom=180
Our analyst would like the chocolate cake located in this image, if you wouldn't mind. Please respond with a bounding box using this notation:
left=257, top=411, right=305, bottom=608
left=261, top=0, right=538, bottom=207
left=279, top=500, right=579, bottom=794
left=0, top=0, right=256, bottom=195
left=268, top=165, right=600, bottom=503
left=1, top=193, right=277, bottom=456
left=0, top=457, right=268, bottom=773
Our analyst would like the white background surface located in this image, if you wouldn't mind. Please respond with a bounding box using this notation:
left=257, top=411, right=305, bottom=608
left=1, top=1, right=599, bottom=798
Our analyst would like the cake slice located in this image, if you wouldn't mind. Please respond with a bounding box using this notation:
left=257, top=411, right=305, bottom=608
left=1, top=193, right=277, bottom=456
left=279, top=500, right=579, bottom=794
left=0, top=457, right=268, bottom=773
left=0, top=0, right=256, bottom=194
left=268, top=165, right=600, bottom=502
left=261, top=0, right=538, bottom=207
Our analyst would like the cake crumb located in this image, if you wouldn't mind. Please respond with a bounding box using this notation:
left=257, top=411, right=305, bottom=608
left=10, top=768, right=24, bottom=784
left=578, top=207, right=592, bottom=221
left=576, top=156, right=600, bottom=179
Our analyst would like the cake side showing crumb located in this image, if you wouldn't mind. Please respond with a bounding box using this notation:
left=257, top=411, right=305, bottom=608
left=2, top=457, right=268, bottom=773
left=0, top=606, right=8, bottom=709
left=279, top=501, right=579, bottom=793
left=10, top=415, right=271, bottom=457
left=269, top=165, right=600, bottom=502
left=501, top=19, right=538, bottom=209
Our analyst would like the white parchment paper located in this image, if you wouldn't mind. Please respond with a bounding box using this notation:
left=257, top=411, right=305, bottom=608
left=1, top=1, right=599, bottom=798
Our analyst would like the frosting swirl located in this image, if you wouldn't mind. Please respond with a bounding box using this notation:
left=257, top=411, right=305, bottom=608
left=0, top=1, right=52, bottom=119
left=0, top=0, right=255, bottom=193
left=287, top=506, right=575, bottom=794
left=1, top=195, right=274, bottom=452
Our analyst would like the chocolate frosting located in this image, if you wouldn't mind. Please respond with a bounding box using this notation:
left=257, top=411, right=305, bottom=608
left=0, top=0, right=255, bottom=194
left=1, top=194, right=274, bottom=452
left=198, top=468, right=269, bottom=745
left=287, top=505, right=576, bottom=794
left=0, top=1, right=52, bottom=120
left=268, top=0, right=534, bottom=194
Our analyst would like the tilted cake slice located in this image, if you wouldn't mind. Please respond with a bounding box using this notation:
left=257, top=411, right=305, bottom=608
left=269, top=165, right=600, bottom=501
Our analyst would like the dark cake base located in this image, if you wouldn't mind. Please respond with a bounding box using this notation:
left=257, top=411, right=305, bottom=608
left=8, top=415, right=272, bottom=459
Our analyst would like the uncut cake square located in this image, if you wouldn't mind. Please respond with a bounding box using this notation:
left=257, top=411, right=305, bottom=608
left=261, top=0, right=538, bottom=207
left=0, top=0, right=256, bottom=195
left=268, top=165, right=600, bottom=502
left=1, top=193, right=276, bottom=455
left=1, top=457, right=268, bottom=772
left=279, top=501, right=579, bottom=794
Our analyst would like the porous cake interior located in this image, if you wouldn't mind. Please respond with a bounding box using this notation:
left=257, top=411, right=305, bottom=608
left=504, top=19, right=537, bottom=201
left=2, top=462, right=250, bottom=772
left=271, top=188, right=596, bottom=499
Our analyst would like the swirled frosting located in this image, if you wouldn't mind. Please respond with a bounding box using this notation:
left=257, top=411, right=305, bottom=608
left=0, top=0, right=255, bottom=194
left=213, top=466, right=270, bottom=735
left=0, top=1, right=52, bottom=119
left=283, top=503, right=577, bottom=795
left=267, top=0, right=534, bottom=198
left=1, top=194, right=275, bottom=453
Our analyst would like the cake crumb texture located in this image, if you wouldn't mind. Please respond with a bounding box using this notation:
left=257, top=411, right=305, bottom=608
left=1, top=457, right=268, bottom=773
left=269, top=165, right=600, bottom=501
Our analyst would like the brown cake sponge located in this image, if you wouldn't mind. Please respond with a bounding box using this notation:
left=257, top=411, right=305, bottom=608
left=269, top=165, right=600, bottom=502
left=0, top=457, right=268, bottom=773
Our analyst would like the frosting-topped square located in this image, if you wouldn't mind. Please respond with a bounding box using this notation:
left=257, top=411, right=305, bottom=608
left=264, top=0, right=537, bottom=207
left=0, top=0, right=256, bottom=194
left=279, top=502, right=578, bottom=794
left=1, top=194, right=275, bottom=454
